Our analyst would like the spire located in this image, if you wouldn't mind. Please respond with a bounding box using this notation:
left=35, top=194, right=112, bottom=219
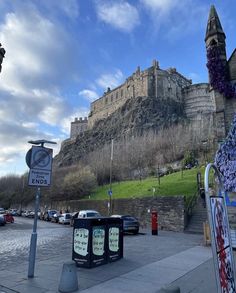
left=205, top=5, right=225, bottom=41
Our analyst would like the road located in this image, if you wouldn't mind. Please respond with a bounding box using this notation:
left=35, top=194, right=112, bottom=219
left=0, top=217, right=72, bottom=271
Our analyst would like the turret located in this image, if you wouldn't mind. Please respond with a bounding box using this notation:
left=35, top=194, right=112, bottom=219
left=205, top=5, right=227, bottom=64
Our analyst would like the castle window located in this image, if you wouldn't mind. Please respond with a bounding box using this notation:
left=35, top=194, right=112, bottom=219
left=111, top=95, right=113, bottom=102
left=121, top=89, right=123, bottom=97
left=116, top=92, right=118, bottom=99
left=105, top=97, right=108, bottom=104
left=210, top=39, right=217, bottom=46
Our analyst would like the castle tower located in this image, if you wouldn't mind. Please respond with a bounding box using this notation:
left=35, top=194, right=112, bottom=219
left=205, top=5, right=227, bottom=141
left=205, top=5, right=227, bottom=64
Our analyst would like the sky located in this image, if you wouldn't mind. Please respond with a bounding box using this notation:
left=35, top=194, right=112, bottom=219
left=0, top=0, right=235, bottom=177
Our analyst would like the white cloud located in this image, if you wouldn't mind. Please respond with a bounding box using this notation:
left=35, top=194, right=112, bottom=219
left=79, top=89, right=99, bottom=102
left=141, top=0, right=178, bottom=13
left=0, top=5, right=80, bottom=175
left=96, top=69, right=124, bottom=90
left=95, top=0, right=140, bottom=32
left=141, top=0, right=207, bottom=39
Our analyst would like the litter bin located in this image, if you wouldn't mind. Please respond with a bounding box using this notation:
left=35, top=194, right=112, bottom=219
left=107, top=217, right=123, bottom=262
left=72, top=217, right=123, bottom=268
left=73, top=217, right=107, bottom=268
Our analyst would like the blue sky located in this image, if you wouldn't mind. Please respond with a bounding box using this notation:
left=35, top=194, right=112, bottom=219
left=0, top=0, right=235, bottom=177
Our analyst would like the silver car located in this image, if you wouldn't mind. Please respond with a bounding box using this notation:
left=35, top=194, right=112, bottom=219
left=58, top=213, right=71, bottom=225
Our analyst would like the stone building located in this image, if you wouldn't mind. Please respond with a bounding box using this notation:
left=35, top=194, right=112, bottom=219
left=70, top=117, right=88, bottom=140
left=70, top=5, right=236, bottom=143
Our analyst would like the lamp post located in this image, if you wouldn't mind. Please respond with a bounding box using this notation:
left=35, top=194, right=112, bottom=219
left=108, top=139, right=114, bottom=216
left=26, top=139, right=56, bottom=278
left=0, top=43, right=6, bottom=73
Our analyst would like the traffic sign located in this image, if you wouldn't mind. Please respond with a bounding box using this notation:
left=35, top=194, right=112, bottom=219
left=108, top=190, right=112, bottom=196
left=26, top=146, right=53, bottom=186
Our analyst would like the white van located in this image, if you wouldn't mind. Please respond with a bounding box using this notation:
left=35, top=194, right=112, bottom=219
left=70, top=210, right=101, bottom=226
left=78, top=210, right=101, bottom=218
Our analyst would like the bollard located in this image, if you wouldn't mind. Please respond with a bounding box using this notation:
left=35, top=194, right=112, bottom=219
left=158, top=285, right=180, bottom=293
left=58, top=261, right=78, bottom=293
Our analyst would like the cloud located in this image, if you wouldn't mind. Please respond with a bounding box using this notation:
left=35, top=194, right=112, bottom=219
left=96, top=69, right=124, bottom=90
left=141, top=0, right=207, bottom=39
left=79, top=89, right=99, bottom=102
left=95, top=0, right=140, bottom=32
left=141, top=0, right=178, bottom=14
left=0, top=4, right=80, bottom=175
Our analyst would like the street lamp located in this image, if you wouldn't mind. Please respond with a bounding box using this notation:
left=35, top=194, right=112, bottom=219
left=108, top=139, right=114, bottom=216
left=27, top=139, right=56, bottom=278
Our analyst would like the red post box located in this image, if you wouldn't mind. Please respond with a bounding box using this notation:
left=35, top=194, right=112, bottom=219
left=151, top=210, right=158, bottom=235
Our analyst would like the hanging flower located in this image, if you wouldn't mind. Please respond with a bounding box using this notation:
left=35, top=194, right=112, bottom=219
left=206, top=46, right=236, bottom=99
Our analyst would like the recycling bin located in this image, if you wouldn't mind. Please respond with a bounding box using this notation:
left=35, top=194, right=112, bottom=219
left=107, top=217, right=123, bottom=262
left=72, top=217, right=123, bottom=268
left=73, top=217, right=107, bottom=268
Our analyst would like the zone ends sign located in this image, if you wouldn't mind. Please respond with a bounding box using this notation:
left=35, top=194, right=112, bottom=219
left=26, top=146, right=53, bottom=187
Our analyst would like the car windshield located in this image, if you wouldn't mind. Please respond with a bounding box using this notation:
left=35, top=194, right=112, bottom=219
left=65, top=214, right=71, bottom=219
left=122, top=215, right=136, bottom=220
left=87, top=212, right=99, bottom=217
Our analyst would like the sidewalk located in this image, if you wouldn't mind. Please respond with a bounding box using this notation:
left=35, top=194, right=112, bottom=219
left=0, top=230, right=218, bottom=293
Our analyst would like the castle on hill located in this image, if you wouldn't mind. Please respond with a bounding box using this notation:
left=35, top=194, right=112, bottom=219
left=70, top=5, right=236, bottom=144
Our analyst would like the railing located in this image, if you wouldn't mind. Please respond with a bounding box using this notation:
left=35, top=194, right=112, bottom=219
left=185, top=190, right=199, bottom=221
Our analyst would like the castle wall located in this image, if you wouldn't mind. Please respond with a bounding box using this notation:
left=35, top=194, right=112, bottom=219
left=70, top=117, right=88, bottom=139
left=88, top=62, right=191, bottom=129
left=183, top=83, right=214, bottom=118
left=228, top=50, right=236, bottom=82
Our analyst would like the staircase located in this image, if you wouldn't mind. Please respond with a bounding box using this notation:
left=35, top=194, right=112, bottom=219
left=185, top=198, right=208, bottom=234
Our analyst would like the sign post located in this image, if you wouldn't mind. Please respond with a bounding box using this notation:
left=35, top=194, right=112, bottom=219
left=26, top=139, right=56, bottom=278
left=204, top=163, right=236, bottom=292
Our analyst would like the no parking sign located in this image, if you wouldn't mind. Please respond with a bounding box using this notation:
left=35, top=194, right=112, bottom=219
left=26, top=146, right=53, bottom=186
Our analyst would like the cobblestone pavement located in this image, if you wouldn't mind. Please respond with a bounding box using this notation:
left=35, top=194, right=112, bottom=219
left=0, top=217, right=72, bottom=271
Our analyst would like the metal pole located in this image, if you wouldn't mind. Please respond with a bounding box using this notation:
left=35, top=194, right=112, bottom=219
left=109, top=139, right=113, bottom=215
left=28, top=186, right=40, bottom=278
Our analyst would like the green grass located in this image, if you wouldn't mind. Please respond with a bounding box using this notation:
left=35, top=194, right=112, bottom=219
left=89, top=167, right=205, bottom=200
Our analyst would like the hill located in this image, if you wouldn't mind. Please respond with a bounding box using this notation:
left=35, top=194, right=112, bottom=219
left=54, top=95, right=186, bottom=168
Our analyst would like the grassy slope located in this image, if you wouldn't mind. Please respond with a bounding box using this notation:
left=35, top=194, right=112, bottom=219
left=89, top=167, right=205, bottom=200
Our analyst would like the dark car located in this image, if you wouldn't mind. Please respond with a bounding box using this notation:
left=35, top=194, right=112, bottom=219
left=0, top=214, right=6, bottom=226
left=111, top=215, right=140, bottom=234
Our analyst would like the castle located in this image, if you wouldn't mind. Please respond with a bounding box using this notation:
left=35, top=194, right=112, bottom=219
left=70, top=5, right=236, bottom=144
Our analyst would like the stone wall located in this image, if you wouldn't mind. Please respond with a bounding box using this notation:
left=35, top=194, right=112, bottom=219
left=70, top=117, right=88, bottom=139
left=49, top=196, right=186, bottom=232
left=228, top=50, right=236, bottom=82
left=88, top=61, right=191, bottom=129
left=183, top=83, right=214, bottom=119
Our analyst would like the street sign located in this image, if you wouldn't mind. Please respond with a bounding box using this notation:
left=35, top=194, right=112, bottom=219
left=27, top=146, right=53, bottom=186
left=108, top=190, right=112, bottom=196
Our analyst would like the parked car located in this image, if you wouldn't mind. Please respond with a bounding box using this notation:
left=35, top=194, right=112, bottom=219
left=0, top=207, right=5, bottom=214
left=0, top=214, right=6, bottom=226
left=70, top=210, right=101, bottom=226
left=43, top=210, right=58, bottom=221
left=59, top=213, right=71, bottom=225
left=111, top=215, right=140, bottom=234
left=3, top=213, right=14, bottom=223
left=51, top=212, right=62, bottom=223
left=9, top=209, right=18, bottom=216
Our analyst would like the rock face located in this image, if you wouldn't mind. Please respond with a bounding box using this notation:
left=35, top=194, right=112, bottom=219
left=54, top=95, right=186, bottom=168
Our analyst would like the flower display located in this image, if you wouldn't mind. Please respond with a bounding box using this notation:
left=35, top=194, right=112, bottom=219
left=215, top=114, right=236, bottom=191
left=206, top=46, right=236, bottom=99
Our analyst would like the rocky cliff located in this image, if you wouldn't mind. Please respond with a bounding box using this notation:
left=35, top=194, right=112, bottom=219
left=54, top=96, right=187, bottom=168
